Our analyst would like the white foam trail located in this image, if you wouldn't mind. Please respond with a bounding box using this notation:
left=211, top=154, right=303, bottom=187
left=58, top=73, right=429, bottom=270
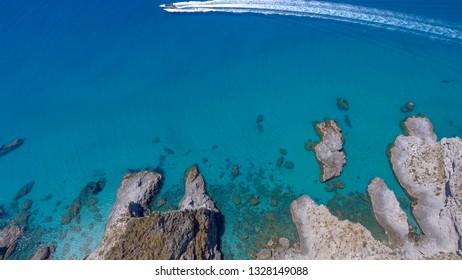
left=159, top=0, right=462, bottom=41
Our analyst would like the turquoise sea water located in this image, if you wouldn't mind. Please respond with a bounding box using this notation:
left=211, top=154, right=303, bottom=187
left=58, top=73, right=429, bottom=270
left=1, top=0, right=462, bottom=259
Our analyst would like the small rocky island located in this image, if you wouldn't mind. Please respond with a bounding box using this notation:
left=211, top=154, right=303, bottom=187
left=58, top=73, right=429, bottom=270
left=259, top=116, right=462, bottom=259
left=88, top=165, right=222, bottom=260
left=313, top=119, right=346, bottom=182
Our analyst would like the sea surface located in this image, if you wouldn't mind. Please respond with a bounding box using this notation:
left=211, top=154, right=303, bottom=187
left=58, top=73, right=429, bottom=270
left=0, top=0, right=461, bottom=259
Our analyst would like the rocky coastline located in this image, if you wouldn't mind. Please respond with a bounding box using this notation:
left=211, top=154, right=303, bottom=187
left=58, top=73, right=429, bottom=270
left=88, top=165, right=222, bottom=260
left=2, top=115, right=461, bottom=260
left=258, top=116, right=462, bottom=260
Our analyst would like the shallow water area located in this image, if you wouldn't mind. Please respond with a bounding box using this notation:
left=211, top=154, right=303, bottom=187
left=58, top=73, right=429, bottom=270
left=1, top=0, right=462, bottom=259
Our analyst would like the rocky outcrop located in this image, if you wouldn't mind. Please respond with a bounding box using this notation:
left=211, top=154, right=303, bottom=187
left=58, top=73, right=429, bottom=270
left=31, top=245, right=55, bottom=260
left=0, top=225, right=22, bottom=260
left=89, top=166, right=222, bottom=260
left=180, top=165, right=216, bottom=211
left=367, top=178, right=410, bottom=247
left=257, top=195, right=398, bottom=260
left=313, top=120, right=346, bottom=182
left=390, top=116, right=462, bottom=256
left=260, top=116, right=462, bottom=260
left=291, top=195, right=398, bottom=259
left=0, top=138, right=24, bottom=158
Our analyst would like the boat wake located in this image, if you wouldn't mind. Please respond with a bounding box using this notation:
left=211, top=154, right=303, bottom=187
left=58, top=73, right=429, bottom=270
left=160, top=0, right=462, bottom=42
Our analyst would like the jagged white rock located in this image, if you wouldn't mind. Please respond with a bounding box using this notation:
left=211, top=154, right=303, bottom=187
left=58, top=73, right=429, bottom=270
left=290, top=195, right=397, bottom=259
left=259, top=116, right=462, bottom=260
left=313, top=119, right=346, bottom=182
left=390, top=116, right=462, bottom=256
left=367, top=177, right=409, bottom=247
left=89, top=167, right=222, bottom=260
left=179, top=165, right=217, bottom=211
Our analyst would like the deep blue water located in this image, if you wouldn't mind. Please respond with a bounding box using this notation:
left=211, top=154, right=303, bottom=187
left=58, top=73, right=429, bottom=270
left=1, top=0, right=462, bottom=259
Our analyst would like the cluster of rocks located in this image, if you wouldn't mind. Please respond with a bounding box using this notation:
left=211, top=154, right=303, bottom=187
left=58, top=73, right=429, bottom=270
left=259, top=116, right=462, bottom=259
left=312, top=119, right=346, bottom=182
left=0, top=138, right=24, bottom=158
left=89, top=165, right=222, bottom=260
left=276, top=148, right=295, bottom=170
left=60, top=177, right=106, bottom=225
left=0, top=181, right=57, bottom=260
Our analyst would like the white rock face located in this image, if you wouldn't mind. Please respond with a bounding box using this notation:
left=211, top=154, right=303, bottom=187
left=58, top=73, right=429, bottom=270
left=105, top=171, right=162, bottom=227
left=390, top=116, right=462, bottom=256
left=259, top=116, right=461, bottom=260
left=367, top=177, right=409, bottom=247
left=313, top=120, right=346, bottom=182
left=179, top=165, right=217, bottom=211
left=402, top=116, right=437, bottom=143
left=290, top=195, right=397, bottom=259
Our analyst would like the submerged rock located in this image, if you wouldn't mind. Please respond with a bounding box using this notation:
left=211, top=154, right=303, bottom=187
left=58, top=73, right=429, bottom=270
left=89, top=166, right=222, bottom=260
left=232, top=194, right=242, bottom=206
left=284, top=161, right=295, bottom=169
left=13, top=181, right=34, bottom=202
left=276, top=157, right=284, bottom=168
left=21, top=200, right=32, bottom=211
left=256, top=114, right=264, bottom=123
left=0, top=138, right=24, bottom=158
left=232, top=165, right=239, bottom=178
left=0, top=225, right=22, bottom=260
left=304, top=140, right=314, bottom=151
left=32, top=245, right=55, bottom=260
left=60, top=177, right=106, bottom=225
left=313, top=120, right=346, bottom=182
left=336, top=98, right=349, bottom=111
left=400, top=102, right=414, bottom=113
left=344, top=115, right=352, bottom=128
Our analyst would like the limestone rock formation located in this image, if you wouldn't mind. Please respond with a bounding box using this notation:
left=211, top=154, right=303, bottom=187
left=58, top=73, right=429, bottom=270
left=290, top=195, right=398, bottom=259
left=89, top=167, right=222, bottom=260
left=105, top=171, right=162, bottom=228
left=313, top=120, right=346, bottom=182
left=367, top=177, right=409, bottom=247
left=390, top=116, right=462, bottom=256
left=259, top=116, right=461, bottom=260
left=179, top=165, right=216, bottom=211
left=0, top=225, right=22, bottom=260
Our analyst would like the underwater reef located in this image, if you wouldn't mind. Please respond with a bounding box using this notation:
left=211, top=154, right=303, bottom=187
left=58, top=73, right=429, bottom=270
left=257, top=116, right=462, bottom=259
